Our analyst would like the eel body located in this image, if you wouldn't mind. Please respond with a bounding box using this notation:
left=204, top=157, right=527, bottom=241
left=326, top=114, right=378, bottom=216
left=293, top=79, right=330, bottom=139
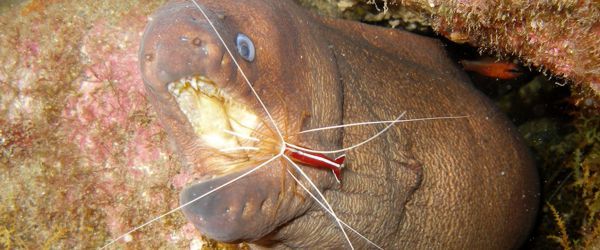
left=139, top=0, right=539, bottom=248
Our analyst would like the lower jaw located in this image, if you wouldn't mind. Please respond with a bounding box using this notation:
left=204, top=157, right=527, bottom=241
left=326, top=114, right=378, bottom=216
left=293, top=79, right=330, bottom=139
left=179, top=157, right=283, bottom=242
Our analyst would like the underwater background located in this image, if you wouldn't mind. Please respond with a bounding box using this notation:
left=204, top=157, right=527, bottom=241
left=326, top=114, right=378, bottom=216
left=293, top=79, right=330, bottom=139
left=0, top=0, right=598, bottom=249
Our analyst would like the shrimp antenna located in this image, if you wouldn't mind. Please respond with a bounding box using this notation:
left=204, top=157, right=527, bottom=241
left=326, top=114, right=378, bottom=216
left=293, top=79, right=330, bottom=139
left=100, top=154, right=282, bottom=249
left=283, top=155, right=354, bottom=250
left=299, top=115, right=469, bottom=134
left=287, top=111, right=407, bottom=154
left=189, top=0, right=284, bottom=143
left=286, top=169, right=383, bottom=249
left=220, top=146, right=260, bottom=153
left=224, top=129, right=260, bottom=142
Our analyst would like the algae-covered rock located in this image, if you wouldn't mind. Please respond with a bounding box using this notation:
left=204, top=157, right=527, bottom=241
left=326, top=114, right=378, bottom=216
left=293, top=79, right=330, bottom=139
left=0, top=0, right=201, bottom=248
left=296, top=0, right=600, bottom=109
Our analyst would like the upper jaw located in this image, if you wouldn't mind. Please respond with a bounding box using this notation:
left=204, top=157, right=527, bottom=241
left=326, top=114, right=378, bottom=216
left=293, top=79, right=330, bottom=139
left=139, top=1, right=271, bottom=181
left=167, top=75, right=258, bottom=152
left=163, top=73, right=283, bottom=183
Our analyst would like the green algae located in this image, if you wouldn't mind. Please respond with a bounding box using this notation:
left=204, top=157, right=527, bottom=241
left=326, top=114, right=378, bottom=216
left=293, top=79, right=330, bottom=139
left=544, top=113, right=600, bottom=249
left=493, top=76, right=598, bottom=249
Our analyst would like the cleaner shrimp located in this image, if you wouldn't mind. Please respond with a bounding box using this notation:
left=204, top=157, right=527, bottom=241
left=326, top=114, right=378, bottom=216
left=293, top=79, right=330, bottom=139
left=102, top=1, right=468, bottom=248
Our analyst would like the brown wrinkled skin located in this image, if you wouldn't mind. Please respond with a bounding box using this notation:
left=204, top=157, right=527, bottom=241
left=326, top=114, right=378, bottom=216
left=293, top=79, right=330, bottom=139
left=139, top=0, right=539, bottom=249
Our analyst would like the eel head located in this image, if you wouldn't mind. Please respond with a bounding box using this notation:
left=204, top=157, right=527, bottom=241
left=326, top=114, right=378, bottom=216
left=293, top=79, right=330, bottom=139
left=139, top=0, right=342, bottom=243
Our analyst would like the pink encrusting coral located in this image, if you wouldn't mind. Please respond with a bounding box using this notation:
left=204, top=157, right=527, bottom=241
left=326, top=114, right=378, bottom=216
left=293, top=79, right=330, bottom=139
left=409, top=0, right=600, bottom=106
left=58, top=7, right=201, bottom=248
left=61, top=19, right=162, bottom=168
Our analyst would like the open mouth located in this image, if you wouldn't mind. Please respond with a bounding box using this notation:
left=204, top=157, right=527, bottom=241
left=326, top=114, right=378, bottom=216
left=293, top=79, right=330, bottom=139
left=166, top=75, right=278, bottom=176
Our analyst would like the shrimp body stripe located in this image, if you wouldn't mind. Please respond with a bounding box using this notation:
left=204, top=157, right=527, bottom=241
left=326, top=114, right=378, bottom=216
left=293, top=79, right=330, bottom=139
left=285, top=147, right=343, bottom=170
left=283, top=155, right=354, bottom=249
left=284, top=147, right=345, bottom=182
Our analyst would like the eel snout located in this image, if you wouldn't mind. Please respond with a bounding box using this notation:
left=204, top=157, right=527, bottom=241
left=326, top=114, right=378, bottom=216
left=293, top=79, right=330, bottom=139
left=139, top=0, right=267, bottom=179
left=140, top=1, right=233, bottom=92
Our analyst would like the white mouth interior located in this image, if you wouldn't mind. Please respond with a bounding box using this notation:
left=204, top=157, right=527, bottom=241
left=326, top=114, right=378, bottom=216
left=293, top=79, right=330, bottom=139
left=167, top=76, right=259, bottom=151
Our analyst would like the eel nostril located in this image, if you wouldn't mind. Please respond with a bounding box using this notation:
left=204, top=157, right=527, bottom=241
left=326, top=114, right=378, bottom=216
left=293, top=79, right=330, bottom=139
left=144, top=53, right=154, bottom=62
left=260, top=199, right=268, bottom=213
left=192, top=37, right=203, bottom=47
left=221, top=52, right=229, bottom=66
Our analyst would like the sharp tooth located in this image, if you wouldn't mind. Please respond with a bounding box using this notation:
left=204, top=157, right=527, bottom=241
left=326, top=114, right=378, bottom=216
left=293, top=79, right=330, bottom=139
left=202, top=84, right=213, bottom=95
left=191, top=80, right=199, bottom=91
left=175, top=81, right=184, bottom=89
left=173, top=87, right=181, bottom=96
left=167, top=83, right=174, bottom=94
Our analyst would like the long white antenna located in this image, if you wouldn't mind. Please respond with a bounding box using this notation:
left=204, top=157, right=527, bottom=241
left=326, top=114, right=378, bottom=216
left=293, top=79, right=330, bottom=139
left=223, top=129, right=260, bottom=142
left=286, top=169, right=383, bottom=249
left=219, top=146, right=260, bottom=152
left=287, top=111, right=407, bottom=154
left=299, top=115, right=469, bottom=134
left=284, top=156, right=354, bottom=250
left=189, top=0, right=284, bottom=142
left=100, top=154, right=281, bottom=249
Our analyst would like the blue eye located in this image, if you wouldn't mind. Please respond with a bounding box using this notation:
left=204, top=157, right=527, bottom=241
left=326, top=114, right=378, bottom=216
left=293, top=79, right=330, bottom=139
left=235, top=33, right=255, bottom=62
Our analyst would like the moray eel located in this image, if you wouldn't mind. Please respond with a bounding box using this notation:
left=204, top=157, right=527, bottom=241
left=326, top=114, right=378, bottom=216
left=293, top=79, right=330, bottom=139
left=139, top=0, right=539, bottom=248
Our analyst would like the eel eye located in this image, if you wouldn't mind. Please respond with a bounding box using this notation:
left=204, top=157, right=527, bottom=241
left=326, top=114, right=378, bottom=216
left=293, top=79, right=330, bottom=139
left=235, top=33, right=255, bottom=62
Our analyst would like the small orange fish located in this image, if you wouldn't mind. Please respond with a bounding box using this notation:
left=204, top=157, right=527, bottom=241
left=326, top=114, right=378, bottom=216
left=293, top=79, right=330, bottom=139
left=460, top=59, right=523, bottom=80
